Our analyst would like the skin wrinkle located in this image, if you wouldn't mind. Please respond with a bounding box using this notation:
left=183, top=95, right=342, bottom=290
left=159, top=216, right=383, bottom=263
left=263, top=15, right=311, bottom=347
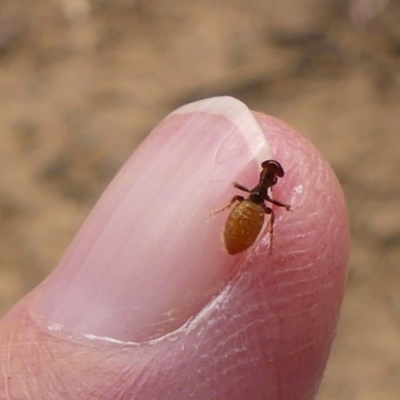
left=10, top=324, right=43, bottom=397
left=284, top=273, right=322, bottom=286
left=180, top=355, right=210, bottom=398
left=114, top=385, right=131, bottom=400
left=150, top=353, right=179, bottom=396
left=83, top=365, right=114, bottom=398
left=40, top=336, right=77, bottom=398
left=20, top=346, right=38, bottom=394
left=272, top=272, right=320, bottom=288
left=284, top=229, right=314, bottom=244
left=269, top=281, right=313, bottom=300
left=109, top=366, right=144, bottom=400
left=273, top=261, right=312, bottom=275
left=142, top=342, right=186, bottom=398
left=282, top=341, right=315, bottom=359
left=271, top=292, right=329, bottom=321
left=39, top=340, right=72, bottom=397
left=92, top=354, right=158, bottom=400
left=6, top=337, right=37, bottom=397
left=278, top=302, right=322, bottom=320
left=272, top=285, right=325, bottom=303
left=221, top=343, right=259, bottom=397
left=130, top=356, right=157, bottom=394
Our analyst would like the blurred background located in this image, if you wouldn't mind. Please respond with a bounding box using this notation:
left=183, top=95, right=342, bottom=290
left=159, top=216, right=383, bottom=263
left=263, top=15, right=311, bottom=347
left=0, top=0, right=399, bottom=398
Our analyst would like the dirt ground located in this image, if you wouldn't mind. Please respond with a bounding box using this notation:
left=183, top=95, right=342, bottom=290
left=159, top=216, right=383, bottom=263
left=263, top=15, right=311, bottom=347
left=0, top=0, right=399, bottom=399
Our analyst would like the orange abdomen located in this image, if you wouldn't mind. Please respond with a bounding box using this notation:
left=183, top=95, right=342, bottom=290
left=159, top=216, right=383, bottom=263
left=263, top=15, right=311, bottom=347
left=224, top=200, right=265, bottom=255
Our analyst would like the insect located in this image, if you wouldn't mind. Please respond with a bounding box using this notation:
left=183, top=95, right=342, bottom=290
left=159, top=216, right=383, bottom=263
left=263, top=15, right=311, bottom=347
left=216, top=160, right=290, bottom=255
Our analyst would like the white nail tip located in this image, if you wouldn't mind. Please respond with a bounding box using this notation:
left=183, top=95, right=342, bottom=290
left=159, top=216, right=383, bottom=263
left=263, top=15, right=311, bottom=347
left=170, top=96, right=271, bottom=164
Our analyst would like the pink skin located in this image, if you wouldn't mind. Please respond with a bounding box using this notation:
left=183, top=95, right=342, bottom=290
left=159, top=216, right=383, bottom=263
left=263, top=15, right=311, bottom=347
left=0, top=97, right=349, bottom=400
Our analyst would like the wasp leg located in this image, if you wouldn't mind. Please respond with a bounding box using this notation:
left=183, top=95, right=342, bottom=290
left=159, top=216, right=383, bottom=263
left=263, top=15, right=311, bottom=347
left=233, top=182, right=251, bottom=193
left=210, top=195, right=245, bottom=215
left=266, top=197, right=291, bottom=211
left=262, top=205, right=275, bottom=254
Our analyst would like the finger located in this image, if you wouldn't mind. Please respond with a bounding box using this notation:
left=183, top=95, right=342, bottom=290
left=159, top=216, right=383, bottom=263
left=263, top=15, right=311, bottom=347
left=0, top=97, right=349, bottom=400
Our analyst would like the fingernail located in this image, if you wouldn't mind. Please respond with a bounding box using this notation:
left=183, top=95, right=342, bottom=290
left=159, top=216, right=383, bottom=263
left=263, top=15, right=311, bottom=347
left=35, top=97, right=271, bottom=343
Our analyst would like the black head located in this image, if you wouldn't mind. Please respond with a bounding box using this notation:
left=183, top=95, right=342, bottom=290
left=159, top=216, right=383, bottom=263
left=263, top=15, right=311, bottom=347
left=258, top=160, right=285, bottom=189
left=261, top=160, right=284, bottom=177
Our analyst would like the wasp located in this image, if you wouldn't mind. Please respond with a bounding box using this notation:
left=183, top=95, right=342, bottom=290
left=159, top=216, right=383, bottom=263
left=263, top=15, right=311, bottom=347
left=216, top=160, right=290, bottom=255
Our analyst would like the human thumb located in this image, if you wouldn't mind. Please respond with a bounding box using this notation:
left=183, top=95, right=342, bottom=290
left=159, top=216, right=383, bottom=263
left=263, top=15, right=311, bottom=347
left=0, top=97, right=349, bottom=400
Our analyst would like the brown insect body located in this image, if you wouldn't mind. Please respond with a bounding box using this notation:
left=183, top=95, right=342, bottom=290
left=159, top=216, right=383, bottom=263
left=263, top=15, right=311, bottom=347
left=218, top=160, right=290, bottom=255
left=224, top=199, right=265, bottom=254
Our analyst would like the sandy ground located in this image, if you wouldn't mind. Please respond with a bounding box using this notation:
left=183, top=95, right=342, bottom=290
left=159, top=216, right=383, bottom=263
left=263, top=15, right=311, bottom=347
left=0, top=1, right=399, bottom=398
